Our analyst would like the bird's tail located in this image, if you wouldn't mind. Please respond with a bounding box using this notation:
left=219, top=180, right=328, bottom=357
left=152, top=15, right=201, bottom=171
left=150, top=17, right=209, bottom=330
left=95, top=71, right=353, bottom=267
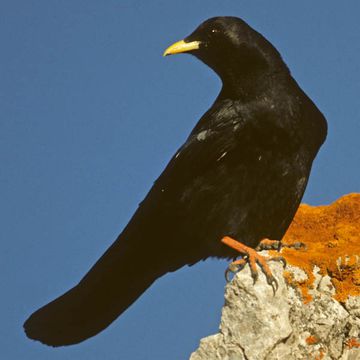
left=23, top=232, right=170, bottom=347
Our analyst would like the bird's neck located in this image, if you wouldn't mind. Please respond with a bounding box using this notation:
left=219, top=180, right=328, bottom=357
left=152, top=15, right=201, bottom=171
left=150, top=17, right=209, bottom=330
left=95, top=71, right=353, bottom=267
left=212, top=49, right=290, bottom=102
left=218, top=69, right=289, bottom=102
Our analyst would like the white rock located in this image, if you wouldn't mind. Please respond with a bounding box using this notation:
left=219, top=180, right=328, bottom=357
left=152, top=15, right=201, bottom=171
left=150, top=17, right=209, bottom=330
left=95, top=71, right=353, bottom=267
left=189, top=260, right=360, bottom=360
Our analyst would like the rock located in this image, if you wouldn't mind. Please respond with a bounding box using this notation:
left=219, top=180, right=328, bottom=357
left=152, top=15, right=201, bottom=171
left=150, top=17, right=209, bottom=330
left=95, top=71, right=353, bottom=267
left=280, top=193, right=360, bottom=303
left=190, top=194, right=360, bottom=360
left=190, top=262, right=360, bottom=360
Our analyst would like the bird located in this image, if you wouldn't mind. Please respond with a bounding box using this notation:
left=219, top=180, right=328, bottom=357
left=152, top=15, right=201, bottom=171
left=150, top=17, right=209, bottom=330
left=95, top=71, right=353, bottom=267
left=24, top=16, right=327, bottom=347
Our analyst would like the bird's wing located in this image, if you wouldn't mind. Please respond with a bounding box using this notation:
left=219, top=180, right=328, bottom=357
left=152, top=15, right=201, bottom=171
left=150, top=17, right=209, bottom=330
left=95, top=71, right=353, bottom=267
left=149, top=107, right=247, bottom=198
left=148, top=132, right=233, bottom=202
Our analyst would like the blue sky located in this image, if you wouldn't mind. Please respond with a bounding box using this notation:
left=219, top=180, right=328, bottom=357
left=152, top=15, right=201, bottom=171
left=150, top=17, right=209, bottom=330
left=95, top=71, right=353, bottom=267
left=1, top=1, right=359, bottom=359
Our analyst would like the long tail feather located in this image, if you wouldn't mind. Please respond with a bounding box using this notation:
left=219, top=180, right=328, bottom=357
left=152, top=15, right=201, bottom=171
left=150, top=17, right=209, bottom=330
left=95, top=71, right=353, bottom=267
left=23, top=235, right=167, bottom=346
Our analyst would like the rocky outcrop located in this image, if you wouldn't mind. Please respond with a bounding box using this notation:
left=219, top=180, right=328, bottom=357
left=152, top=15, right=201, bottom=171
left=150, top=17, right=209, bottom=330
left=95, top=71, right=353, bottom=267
left=190, top=194, right=360, bottom=360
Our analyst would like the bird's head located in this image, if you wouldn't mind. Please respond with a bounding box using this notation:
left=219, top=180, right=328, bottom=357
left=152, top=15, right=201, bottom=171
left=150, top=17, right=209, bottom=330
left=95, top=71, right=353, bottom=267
left=164, top=17, right=289, bottom=98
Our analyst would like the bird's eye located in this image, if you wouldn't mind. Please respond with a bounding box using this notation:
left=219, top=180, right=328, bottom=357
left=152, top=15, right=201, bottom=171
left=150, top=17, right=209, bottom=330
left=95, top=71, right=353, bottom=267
left=211, top=29, right=219, bottom=34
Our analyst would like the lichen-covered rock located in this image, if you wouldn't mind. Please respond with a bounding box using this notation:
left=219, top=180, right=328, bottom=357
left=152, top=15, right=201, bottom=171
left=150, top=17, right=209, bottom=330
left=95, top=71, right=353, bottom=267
left=190, top=194, right=360, bottom=360
left=190, top=262, right=360, bottom=360
left=280, top=193, right=360, bottom=303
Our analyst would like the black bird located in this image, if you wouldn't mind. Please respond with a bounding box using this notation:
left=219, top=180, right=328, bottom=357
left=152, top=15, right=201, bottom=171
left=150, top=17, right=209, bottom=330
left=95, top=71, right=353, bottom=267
left=24, top=17, right=327, bottom=346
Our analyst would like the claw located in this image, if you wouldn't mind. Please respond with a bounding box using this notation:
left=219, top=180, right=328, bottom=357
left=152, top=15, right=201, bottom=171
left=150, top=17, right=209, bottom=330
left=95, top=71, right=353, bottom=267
left=225, top=268, right=232, bottom=283
left=256, top=257, right=280, bottom=295
left=268, top=256, right=287, bottom=269
left=224, top=258, right=246, bottom=282
left=250, top=265, right=259, bottom=284
left=256, top=239, right=281, bottom=251
left=221, top=236, right=282, bottom=293
left=282, top=241, right=306, bottom=251
left=269, top=276, right=278, bottom=295
left=256, top=239, right=307, bottom=253
left=292, top=241, right=306, bottom=250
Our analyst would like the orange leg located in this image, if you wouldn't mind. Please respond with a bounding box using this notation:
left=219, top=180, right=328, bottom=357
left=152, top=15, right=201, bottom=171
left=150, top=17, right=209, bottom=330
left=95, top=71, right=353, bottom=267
left=221, top=236, right=286, bottom=294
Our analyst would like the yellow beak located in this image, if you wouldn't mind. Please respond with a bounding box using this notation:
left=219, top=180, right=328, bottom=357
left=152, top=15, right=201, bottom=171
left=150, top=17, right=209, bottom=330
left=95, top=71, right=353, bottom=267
left=163, top=40, right=201, bottom=56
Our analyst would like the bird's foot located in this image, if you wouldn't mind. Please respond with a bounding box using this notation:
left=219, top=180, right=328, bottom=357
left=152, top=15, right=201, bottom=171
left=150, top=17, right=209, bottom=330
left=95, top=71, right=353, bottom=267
left=255, top=239, right=282, bottom=251
left=221, top=236, right=286, bottom=295
left=256, top=238, right=306, bottom=252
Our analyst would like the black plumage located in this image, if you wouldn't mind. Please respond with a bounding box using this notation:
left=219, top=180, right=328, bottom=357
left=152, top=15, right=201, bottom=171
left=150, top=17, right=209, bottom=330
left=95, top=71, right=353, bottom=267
left=24, top=17, right=327, bottom=346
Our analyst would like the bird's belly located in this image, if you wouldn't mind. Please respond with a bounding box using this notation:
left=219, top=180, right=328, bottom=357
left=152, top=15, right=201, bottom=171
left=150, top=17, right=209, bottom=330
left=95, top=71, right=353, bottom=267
left=179, top=153, right=310, bottom=258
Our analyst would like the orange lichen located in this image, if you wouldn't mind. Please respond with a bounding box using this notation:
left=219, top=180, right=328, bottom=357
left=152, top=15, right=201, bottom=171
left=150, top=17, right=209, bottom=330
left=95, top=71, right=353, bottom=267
left=306, top=335, right=319, bottom=345
left=271, top=193, right=360, bottom=303
left=283, top=269, right=313, bottom=304
left=345, top=337, right=360, bottom=349
left=315, top=349, right=325, bottom=360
